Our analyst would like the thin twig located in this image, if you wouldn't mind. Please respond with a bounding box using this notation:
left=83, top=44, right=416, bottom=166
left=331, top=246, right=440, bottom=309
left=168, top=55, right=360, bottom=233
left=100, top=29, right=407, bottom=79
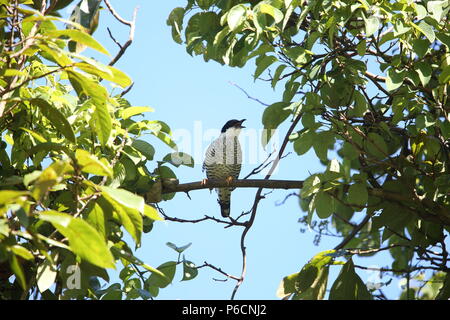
left=197, top=262, right=241, bottom=282
left=158, top=209, right=247, bottom=228
left=103, top=0, right=133, bottom=26
left=228, top=81, right=270, bottom=106
left=105, top=3, right=139, bottom=67
left=230, top=111, right=303, bottom=300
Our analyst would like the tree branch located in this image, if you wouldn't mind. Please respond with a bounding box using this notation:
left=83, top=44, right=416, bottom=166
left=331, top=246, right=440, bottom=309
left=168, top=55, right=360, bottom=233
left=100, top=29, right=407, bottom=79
left=197, top=262, right=241, bottom=282
left=161, top=178, right=450, bottom=227
left=104, top=2, right=139, bottom=67
left=230, top=111, right=303, bottom=300
left=161, top=179, right=304, bottom=194
left=228, top=81, right=270, bottom=107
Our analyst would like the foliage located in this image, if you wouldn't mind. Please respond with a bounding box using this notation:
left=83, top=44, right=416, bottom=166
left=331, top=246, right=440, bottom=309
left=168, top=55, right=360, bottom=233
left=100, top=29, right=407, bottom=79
left=0, top=0, right=196, bottom=299
left=170, top=0, right=450, bottom=299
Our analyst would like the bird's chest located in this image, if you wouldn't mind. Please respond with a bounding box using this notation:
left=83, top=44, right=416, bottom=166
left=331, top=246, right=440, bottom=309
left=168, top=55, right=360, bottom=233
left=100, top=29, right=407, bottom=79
left=212, top=135, right=242, bottom=165
left=204, top=135, right=242, bottom=178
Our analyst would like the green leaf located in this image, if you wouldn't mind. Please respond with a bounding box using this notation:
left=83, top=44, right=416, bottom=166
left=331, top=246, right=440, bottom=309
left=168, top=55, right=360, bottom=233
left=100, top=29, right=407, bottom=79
left=27, top=142, right=72, bottom=160
left=131, top=140, right=155, bottom=161
left=101, top=187, right=144, bottom=244
left=0, top=190, right=29, bottom=205
left=278, top=250, right=335, bottom=299
left=38, top=43, right=73, bottom=66
left=166, top=7, right=185, bottom=44
left=313, top=131, right=334, bottom=161
left=182, top=260, right=198, bottom=281
left=196, top=0, right=215, bottom=10
left=294, top=266, right=329, bottom=300
left=365, top=132, right=388, bottom=159
left=227, top=4, right=247, bottom=31
left=301, top=112, right=315, bottom=128
left=437, top=33, right=450, bottom=49
left=364, top=15, right=379, bottom=37
left=271, top=64, right=287, bottom=88
left=439, top=65, right=450, bottom=84
left=347, top=183, right=368, bottom=207
left=67, top=71, right=111, bottom=145
left=31, top=160, right=70, bottom=201
left=410, top=21, right=435, bottom=43
left=301, top=175, right=321, bottom=199
left=329, top=259, right=372, bottom=300
left=150, top=131, right=177, bottom=150
left=257, top=3, right=284, bottom=24
left=19, top=127, right=47, bottom=143
left=349, top=91, right=368, bottom=117
left=415, top=62, right=432, bottom=86
left=412, top=38, right=430, bottom=58
left=284, top=46, right=307, bottom=65
left=293, top=130, right=314, bottom=155
left=162, top=152, right=194, bottom=168
left=385, top=68, right=405, bottom=91
left=39, top=211, right=115, bottom=269
left=101, top=289, right=122, bottom=300
left=75, top=149, right=112, bottom=177
left=276, top=271, right=298, bottom=298
left=143, top=204, right=163, bottom=221
left=87, top=200, right=109, bottom=239
left=356, top=39, right=366, bottom=56
left=10, top=245, right=34, bottom=260
left=37, top=259, right=57, bottom=293
left=254, top=55, right=278, bottom=79
left=46, top=29, right=109, bottom=55
left=262, top=102, right=291, bottom=146
left=92, top=101, right=112, bottom=146
left=120, top=106, right=154, bottom=119
left=427, top=1, right=447, bottom=22
left=101, top=186, right=145, bottom=214
left=146, top=261, right=177, bottom=289
left=315, top=191, right=335, bottom=219
left=76, top=62, right=131, bottom=88
left=436, top=272, right=450, bottom=300
left=10, top=254, right=27, bottom=290
left=166, top=242, right=192, bottom=253
left=31, top=98, right=76, bottom=144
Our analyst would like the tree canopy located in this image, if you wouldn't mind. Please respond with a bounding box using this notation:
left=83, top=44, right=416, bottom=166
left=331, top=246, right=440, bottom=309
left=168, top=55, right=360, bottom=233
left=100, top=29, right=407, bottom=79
left=167, top=0, right=450, bottom=300
left=0, top=0, right=449, bottom=300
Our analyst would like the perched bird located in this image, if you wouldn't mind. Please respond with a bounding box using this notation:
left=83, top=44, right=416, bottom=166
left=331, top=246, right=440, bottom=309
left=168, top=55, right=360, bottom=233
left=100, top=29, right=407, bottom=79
left=203, top=119, right=245, bottom=217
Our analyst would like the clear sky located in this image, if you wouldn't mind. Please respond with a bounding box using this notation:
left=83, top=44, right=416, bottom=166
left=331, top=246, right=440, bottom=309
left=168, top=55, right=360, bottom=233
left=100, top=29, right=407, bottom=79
left=84, top=0, right=407, bottom=299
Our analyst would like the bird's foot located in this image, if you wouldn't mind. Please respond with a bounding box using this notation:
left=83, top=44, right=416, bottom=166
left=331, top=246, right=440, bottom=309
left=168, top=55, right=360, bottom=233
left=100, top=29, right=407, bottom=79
left=225, top=176, right=234, bottom=185
left=201, top=178, right=213, bottom=192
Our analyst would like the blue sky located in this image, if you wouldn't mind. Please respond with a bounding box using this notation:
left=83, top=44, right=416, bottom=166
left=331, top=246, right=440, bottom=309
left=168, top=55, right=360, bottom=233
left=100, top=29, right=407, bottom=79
left=86, top=0, right=406, bottom=299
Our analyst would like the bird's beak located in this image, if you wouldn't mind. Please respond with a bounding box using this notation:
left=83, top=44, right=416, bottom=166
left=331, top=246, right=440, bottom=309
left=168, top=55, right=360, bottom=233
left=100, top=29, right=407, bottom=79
left=238, top=119, right=246, bottom=128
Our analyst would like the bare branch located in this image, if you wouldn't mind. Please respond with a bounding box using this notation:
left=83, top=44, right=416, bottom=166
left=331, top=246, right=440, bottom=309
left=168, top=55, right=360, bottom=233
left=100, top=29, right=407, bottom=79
left=105, top=3, right=139, bottom=67
left=197, top=262, right=241, bottom=282
left=158, top=209, right=247, bottom=228
left=230, top=111, right=303, bottom=300
left=228, top=81, right=270, bottom=107
left=103, top=0, right=133, bottom=26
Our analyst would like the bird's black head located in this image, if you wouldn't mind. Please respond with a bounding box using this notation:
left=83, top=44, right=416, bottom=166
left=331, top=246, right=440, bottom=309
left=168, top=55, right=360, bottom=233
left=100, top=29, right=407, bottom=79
left=221, top=119, right=246, bottom=133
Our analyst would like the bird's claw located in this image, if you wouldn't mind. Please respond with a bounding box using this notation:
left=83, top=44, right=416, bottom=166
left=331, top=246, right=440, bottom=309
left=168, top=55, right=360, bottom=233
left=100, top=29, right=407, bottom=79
left=226, top=176, right=234, bottom=185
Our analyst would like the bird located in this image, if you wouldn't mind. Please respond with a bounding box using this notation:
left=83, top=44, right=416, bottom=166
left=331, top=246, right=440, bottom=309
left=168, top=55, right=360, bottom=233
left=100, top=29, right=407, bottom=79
left=202, top=119, right=245, bottom=217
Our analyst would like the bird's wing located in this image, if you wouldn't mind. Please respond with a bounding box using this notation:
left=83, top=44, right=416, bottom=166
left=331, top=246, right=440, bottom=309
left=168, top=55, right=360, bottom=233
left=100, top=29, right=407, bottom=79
left=203, top=140, right=216, bottom=172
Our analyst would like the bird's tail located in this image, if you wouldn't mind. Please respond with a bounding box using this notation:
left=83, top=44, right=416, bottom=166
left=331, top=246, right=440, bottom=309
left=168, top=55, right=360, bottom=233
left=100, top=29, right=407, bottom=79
left=218, top=188, right=231, bottom=217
